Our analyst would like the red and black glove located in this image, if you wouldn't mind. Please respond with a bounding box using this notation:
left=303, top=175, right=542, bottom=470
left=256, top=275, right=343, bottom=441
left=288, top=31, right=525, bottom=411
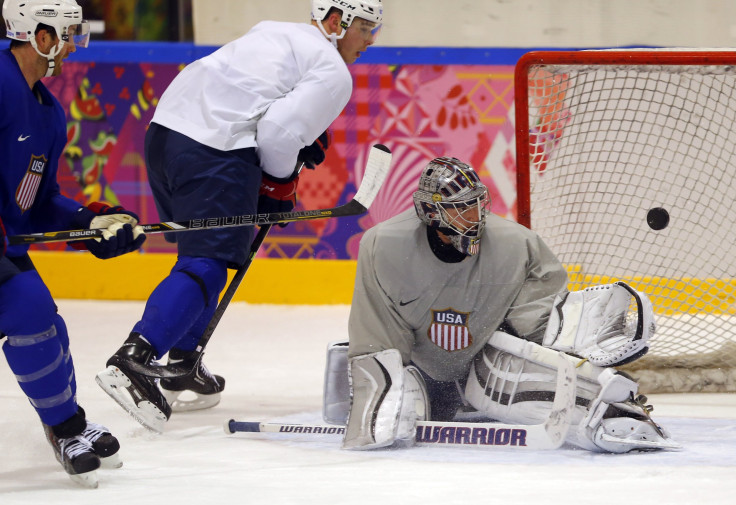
left=69, top=202, right=146, bottom=259
left=297, top=130, right=331, bottom=169
left=257, top=173, right=299, bottom=228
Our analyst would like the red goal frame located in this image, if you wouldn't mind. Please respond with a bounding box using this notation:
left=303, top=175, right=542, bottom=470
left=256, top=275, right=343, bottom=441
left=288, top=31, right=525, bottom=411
left=513, top=50, right=736, bottom=229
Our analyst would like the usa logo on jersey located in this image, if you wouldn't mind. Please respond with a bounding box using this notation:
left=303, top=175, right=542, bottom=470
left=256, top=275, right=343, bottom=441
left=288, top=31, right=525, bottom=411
left=16, top=154, right=46, bottom=212
left=428, top=308, right=473, bottom=351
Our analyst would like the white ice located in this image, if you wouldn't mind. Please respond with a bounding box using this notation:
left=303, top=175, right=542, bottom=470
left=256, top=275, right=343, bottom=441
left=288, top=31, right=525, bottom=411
left=2, top=300, right=736, bottom=505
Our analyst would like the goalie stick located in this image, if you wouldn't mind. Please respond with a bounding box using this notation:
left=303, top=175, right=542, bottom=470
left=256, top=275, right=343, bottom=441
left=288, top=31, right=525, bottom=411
left=8, top=144, right=392, bottom=246
left=114, top=144, right=392, bottom=380
left=226, top=352, right=577, bottom=450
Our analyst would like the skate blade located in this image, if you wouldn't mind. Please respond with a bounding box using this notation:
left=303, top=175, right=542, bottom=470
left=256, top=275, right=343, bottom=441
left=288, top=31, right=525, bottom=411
left=100, top=452, right=123, bottom=469
left=96, top=366, right=167, bottom=434
left=69, top=469, right=99, bottom=489
left=162, top=389, right=221, bottom=412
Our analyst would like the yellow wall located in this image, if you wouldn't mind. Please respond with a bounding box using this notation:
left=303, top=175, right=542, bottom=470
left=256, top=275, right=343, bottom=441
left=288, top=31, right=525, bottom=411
left=30, top=251, right=357, bottom=304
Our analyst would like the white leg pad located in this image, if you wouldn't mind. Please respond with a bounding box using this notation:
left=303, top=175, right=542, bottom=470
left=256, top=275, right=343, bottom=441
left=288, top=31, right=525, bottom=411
left=466, top=331, right=680, bottom=452
left=342, top=350, right=429, bottom=450
left=322, top=341, right=350, bottom=425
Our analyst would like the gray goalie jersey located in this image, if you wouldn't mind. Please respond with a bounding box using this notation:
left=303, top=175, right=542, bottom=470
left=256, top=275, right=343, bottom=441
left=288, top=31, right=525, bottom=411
left=348, top=209, right=569, bottom=382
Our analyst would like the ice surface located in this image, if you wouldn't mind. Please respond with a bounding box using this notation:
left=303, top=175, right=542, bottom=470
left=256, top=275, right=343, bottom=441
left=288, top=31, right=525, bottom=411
left=1, top=301, right=735, bottom=504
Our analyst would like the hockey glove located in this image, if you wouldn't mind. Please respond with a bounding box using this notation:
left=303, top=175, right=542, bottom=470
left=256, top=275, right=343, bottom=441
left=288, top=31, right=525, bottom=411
left=70, top=202, right=146, bottom=259
left=297, top=130, right=331, bottom=169
left=257, top=172, right=299, bottom=228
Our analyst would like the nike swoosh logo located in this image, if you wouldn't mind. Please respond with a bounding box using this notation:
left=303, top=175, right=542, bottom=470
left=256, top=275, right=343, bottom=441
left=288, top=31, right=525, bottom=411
left=18, top=135, right=30, bottom=141
left=399, top=297, right=419, bottom=306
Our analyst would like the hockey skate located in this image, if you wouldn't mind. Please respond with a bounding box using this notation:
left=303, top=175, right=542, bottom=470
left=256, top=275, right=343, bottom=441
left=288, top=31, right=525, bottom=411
left=96, top=333, right=172, bottom=433
left=160, top=348, right=226, bottom=412
left=43, top=423, right=100, bottom=488
left=82, top=421, right=122, bottom=469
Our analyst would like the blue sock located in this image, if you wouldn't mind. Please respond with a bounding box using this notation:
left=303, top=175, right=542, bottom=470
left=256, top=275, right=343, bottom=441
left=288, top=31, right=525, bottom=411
left=133, top=256, right=227, bottom=357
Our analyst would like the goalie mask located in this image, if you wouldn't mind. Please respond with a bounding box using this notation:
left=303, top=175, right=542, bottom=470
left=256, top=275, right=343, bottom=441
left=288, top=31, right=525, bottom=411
left=413, top=157, right=490, bottom=256
left=3, top=0, right=90, bottom=77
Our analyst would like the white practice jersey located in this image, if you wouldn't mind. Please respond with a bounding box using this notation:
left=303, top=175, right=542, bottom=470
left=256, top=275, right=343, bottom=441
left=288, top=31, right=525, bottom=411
left=152, top=21, right=352, bottom=179
left=348, top=210, right=569, bottom=382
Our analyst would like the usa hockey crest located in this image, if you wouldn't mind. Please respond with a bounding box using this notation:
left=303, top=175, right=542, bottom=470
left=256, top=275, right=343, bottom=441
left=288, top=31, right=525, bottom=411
left=16, top=154, right=46, bottom=212
left=428, top=308, right=473, bottom=351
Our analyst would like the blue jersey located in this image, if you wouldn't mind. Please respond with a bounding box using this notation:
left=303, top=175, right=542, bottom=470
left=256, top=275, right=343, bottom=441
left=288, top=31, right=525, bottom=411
left=0, top=49, right=82, bottom=256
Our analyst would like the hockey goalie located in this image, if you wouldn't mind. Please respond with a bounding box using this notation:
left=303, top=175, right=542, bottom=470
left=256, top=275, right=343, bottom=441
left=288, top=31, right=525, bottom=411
left=323, top=156, right=679, bottom=453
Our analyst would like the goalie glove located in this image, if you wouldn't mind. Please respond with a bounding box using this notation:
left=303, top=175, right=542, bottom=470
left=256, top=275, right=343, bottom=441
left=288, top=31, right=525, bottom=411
left=542, top=281, right=655, bottom=367
left=70, top=202, right=146, bottom=259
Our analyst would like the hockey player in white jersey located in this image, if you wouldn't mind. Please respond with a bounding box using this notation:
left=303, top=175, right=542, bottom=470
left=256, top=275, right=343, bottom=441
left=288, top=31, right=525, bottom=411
left=96, top=0, right=383, bottom=433
left=326, top=156, right=678, bottom=453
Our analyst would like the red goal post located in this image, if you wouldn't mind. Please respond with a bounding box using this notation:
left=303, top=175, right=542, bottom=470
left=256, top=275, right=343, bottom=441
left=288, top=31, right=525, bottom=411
left=514, top=49, right=736, bottom=393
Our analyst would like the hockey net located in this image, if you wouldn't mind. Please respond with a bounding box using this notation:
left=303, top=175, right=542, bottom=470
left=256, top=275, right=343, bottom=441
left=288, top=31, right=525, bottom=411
left=515, top=49, right=736, bottom=393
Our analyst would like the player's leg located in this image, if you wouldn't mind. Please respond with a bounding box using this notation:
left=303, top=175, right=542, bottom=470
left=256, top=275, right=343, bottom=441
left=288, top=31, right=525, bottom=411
left=97, top=125, right=260, bottom=430
left=0, top=260, right=100, bottom=486
left=157, top=259, right=227, bottom=412
left=52, top=312, right=121, bottom=468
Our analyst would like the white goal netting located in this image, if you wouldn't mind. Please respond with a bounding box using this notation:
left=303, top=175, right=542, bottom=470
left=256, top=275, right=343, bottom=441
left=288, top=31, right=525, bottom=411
left=515, top=50, right=736, bottom=393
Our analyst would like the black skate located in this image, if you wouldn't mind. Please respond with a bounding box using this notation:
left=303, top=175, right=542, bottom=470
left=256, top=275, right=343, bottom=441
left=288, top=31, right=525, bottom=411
left=160, top=348, right=226, bottom=412
left=82, top=421, right=122, bottom=469
left=96, top=332, right=172, bottom=433
left=43, top=413, right=100, bottom=488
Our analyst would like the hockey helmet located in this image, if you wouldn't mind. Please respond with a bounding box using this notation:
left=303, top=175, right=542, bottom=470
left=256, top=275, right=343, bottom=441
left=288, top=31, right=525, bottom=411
left=413, top=157, right=490, bottom=256
left=3, top=0, right=89, bottom=75
left=311, top=0, right=382, bottom=44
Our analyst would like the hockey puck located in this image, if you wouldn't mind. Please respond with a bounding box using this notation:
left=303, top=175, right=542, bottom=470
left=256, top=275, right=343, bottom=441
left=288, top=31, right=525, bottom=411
left=646, top=207, right=669, bottom=230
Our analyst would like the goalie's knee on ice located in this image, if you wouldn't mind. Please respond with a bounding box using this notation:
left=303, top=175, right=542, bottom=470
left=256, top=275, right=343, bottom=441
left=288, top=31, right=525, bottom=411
left=341, top=349, right=430, bottom=450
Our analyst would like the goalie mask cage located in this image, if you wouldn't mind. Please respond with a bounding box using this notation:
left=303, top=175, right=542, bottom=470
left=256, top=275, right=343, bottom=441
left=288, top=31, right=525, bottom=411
left=515, top=49, right=736, bottom=393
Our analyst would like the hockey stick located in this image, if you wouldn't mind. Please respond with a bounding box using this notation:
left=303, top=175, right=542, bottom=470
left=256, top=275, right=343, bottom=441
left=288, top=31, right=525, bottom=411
left=8, top=144, right=392, bottom=246
left=226, top=353, right=577, bottom=450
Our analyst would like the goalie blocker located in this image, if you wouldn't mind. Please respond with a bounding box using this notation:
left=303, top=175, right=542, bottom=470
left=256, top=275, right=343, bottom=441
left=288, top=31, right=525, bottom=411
left=326, top=282, right=679, bottom=452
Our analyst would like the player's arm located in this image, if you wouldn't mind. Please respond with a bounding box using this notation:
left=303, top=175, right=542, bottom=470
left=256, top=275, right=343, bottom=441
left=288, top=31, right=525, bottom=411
left=503, top=234, right=570, bottom=342
left=255, top=56, right=351, bottom=179
left=30, top=182, right=145, bottom=259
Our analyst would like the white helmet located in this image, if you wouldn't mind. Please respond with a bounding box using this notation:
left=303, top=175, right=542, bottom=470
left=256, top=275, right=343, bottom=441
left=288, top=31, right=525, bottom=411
left=413, top=157, right=490, bottom=256
left=3, top=0, right=89, bottom=76
left=311, top=0, right=382, bottom=45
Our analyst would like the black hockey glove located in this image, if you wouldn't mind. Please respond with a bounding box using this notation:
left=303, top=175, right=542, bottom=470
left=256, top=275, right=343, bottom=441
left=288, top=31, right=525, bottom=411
left=69, top=202, right=146, bottom=259
left=297, top=130, right=331, bottom=169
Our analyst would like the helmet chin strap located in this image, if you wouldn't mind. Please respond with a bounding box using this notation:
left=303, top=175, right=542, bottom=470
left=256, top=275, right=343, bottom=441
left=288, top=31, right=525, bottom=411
left=29, top=37, right=64, bottom=77
left=316, top=20, right=346, bottom=48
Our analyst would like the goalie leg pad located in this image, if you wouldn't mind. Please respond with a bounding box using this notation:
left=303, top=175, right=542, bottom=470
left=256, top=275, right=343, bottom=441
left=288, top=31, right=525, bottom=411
left=465, top=331, right=679, bottom=452
left=322, top=341, right=350, bottom=425
left=465, top=331, right=600, bottom=428
left=543, top=282, right=656, bottom=367
left=342, top=350, right=429, bottom=450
